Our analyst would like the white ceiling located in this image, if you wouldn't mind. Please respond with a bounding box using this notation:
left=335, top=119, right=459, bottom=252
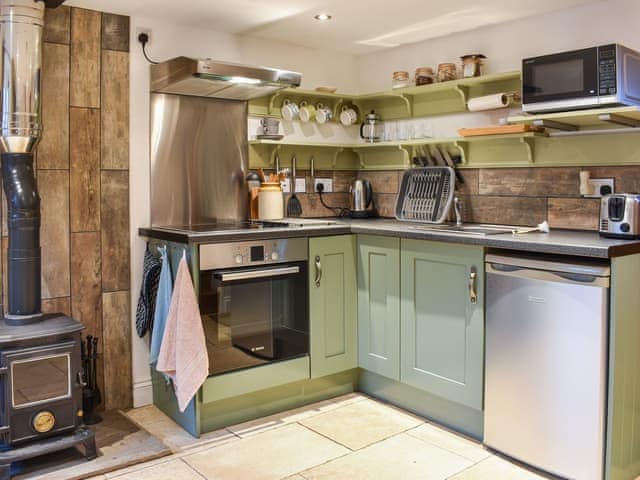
left=67, top=0, right=599, bottom=55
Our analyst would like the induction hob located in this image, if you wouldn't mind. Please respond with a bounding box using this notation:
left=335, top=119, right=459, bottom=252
left=156, top=220, right=289, bottom=234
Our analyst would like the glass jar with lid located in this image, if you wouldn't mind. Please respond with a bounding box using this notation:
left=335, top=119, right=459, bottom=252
left=415, top=67, right=435, bottom=86
left=392, top=71, right=411, bottom=89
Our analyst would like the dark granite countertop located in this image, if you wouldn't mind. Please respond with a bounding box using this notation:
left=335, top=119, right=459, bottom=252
left=139, top=218, right=640, bottom=259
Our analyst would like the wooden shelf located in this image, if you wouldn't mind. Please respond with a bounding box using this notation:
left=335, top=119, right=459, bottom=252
left=508, top=106, right=640, bottom=131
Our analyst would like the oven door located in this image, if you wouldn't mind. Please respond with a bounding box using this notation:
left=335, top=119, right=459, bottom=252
left=199, top=262, right=309, bottom=376
left=522, top=47, right=599, bottom=112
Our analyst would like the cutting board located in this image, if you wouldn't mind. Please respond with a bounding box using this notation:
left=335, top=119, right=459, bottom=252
left=458, top=124, right=545, bottom=137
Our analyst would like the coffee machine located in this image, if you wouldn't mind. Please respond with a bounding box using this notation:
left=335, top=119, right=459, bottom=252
left=350, top=179, right=374, bottom=218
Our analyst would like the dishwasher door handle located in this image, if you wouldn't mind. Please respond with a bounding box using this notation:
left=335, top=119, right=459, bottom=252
left=487, top=263, right=610, bottom=288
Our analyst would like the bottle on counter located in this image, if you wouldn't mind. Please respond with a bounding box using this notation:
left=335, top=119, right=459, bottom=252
left=247, top=171, right=261, bottom=220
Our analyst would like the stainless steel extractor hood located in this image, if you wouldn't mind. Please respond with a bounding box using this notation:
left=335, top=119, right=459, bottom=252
left=150, top=57, right=302, bottom=100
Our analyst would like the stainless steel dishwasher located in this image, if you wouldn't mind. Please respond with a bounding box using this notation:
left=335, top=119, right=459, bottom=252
left=484, top=253, right=610, bottom=480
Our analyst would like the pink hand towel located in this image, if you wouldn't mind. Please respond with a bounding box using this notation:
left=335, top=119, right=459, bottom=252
left=156, top=255, right=209, bottom=412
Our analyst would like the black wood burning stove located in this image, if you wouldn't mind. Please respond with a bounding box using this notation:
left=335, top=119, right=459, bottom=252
left=0, top=0, right=96, bottom=477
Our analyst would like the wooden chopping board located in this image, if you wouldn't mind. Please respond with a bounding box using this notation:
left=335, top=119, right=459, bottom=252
left=458, top=124, right=545, bottom=137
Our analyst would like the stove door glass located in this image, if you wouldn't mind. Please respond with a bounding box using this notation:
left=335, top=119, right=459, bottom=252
left=11, top=354, right=71, bottom=408
left=199, top=261, right=309, bottom=376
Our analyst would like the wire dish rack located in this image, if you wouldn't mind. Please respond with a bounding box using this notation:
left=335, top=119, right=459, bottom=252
left=395, top=167, right=456, bottom=223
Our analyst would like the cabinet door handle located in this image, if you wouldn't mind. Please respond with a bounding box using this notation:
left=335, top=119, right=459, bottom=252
left=314, top=255, right=322, bottom=287
left=469, top=267, right=478, bottom=304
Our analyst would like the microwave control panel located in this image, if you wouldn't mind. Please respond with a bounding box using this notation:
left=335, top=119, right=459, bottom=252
left=598, top=44, right=617, bottom=95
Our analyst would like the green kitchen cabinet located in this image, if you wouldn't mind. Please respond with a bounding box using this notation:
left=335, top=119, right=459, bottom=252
left=357, top=235, right=401, bottom=381
left=309, top=235, right=358, bottom=379
left=400, top=239, right=484, bottom=410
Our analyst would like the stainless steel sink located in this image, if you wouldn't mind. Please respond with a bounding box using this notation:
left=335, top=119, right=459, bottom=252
left=407, top=223, right=517, bottom=236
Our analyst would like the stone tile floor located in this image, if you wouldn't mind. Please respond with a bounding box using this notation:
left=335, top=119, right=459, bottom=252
left=90, top=393, right=551, bottom=480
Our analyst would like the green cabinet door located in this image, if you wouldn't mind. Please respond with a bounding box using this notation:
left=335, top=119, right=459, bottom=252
left=357, top=235, right=400, bottom=381
left=400, top=239, right=484, bottom=410
left=309, top=235, right=358, bottom=379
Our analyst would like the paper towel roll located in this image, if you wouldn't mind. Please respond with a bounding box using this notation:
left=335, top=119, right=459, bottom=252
left=467, top=93, right=510, bottom=112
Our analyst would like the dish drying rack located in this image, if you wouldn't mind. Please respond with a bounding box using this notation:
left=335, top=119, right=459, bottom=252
left=395, top=167, right=456, bottom=224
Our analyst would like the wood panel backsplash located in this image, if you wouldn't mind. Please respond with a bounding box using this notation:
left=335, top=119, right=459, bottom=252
left=0, top=7, right=131, bottom=410
left=286, top=166, right=640, bottom=230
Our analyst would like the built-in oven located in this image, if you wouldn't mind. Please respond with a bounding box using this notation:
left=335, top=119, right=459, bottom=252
left=522, top=44, right=640, bottom=113
left=198, top=238, right=308, bottom=376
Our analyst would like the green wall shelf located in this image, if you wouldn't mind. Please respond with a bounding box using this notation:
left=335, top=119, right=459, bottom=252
left=248, top=72, right=640, bottom=170
left=248, top=71, right=521, bottom=121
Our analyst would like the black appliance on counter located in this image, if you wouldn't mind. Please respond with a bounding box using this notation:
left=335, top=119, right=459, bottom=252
left=0, top=0, right=96, bottom=477
left=197, top=238, right=309, bottom=376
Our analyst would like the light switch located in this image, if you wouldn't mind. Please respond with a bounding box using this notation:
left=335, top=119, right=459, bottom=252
left=294, top=177, right=306, bottom=193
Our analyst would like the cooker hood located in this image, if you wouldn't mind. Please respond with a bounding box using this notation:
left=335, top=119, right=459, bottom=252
left=150, top=57, right=302, bottom=100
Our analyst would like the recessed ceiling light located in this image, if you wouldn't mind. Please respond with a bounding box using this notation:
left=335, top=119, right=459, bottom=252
left=314, top=13, right=332, bottom=21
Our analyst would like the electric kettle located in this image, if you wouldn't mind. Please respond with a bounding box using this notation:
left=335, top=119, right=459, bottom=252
left=360, top=110, right=384, bottom=143
left=350, top=179, right=374, bottom=218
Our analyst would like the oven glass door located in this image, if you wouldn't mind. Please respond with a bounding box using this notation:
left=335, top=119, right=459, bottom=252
left=199, top=262, right=308, bottom=376
left=523, top=47, right=598, bottom=105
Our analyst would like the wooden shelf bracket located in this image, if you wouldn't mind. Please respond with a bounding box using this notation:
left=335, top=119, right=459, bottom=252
left=598, top=113, right=640, bottom=128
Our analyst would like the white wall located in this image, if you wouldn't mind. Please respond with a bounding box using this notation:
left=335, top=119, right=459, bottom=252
left=129, top=16, right=359, bottom=406
left=356, top=0, right=640, bottom=92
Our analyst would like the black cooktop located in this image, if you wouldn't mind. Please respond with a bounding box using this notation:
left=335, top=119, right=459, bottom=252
left=158, top=220, right=288, bottom=233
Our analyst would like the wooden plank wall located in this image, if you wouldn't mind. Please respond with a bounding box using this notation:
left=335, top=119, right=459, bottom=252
left=0, top=6, right=132, bottom=410
left=280, top=166, right=640, bottom=229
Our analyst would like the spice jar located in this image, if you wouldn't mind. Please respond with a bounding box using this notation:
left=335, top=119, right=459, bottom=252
left=392, top=71, right=411, bottom=89
left=461, top=54, right=486, bottom=78
left=415, top=67, right=435, bottom=86
left=437, top=63, right=457, bottom=82
left=258, top=182, right=284, bottom=220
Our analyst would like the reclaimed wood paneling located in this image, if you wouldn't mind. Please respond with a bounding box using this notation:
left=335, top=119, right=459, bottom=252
left=44, top=6, right=70, bottom=44
left=71, top=232, right=102, bottom=339
left=42, top=297, right=72, bottom=316
left=101, top=13, right=129, bottom=52
left=358, top=170, right=399, bottom=194
left=70, top=8, right=101, bottom=108
left=372, top=193, right=397, bottom=218
left=39, top=42, right=69, bottom=169
left=38, top=170, right=70, bottom=298
left=101, top=50, right=129, bottom=170
left=70, top=107, right=100, bottom=232
left=102, top=291, right=132, bottom=409
left=479, top=167, right=580, bottom=197
left=460, top=195, right=547, bottom=227
left=101, top=171, right=130, bottom=292
left=548, top=198, right=600, bottom=230
left=332, top=171, right=358, bottom=193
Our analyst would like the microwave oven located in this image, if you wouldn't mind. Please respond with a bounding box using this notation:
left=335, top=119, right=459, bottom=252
left=522, top=44, right=640, bottom=113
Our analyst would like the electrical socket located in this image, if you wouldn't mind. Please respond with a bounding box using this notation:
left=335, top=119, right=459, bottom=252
left=280, top=178, right=291, bottom=193
left=584, top=178, right=614, bottom=198
left=315, top=178, right=333, bottom=193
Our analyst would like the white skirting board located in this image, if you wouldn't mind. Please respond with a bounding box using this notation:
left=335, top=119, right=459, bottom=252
left=133, top=379, right=153, bottom=407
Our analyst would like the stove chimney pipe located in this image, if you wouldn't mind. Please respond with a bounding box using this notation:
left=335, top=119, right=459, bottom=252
left=0, top=0, right=61, bottom=324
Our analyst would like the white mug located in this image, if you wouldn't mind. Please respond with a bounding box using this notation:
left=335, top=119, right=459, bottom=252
left=299, top=102, right=317, bottom=123
left=281, top=100, right=299, bottom=121
left=340, top=106, right=358, bottom=126
left=316, top=105, right=333, bottom=124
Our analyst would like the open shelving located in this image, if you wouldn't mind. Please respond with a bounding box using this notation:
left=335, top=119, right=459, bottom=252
left=249, top=71, right=521, bottom=120
left=248, top=72, right=640, bottom=170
